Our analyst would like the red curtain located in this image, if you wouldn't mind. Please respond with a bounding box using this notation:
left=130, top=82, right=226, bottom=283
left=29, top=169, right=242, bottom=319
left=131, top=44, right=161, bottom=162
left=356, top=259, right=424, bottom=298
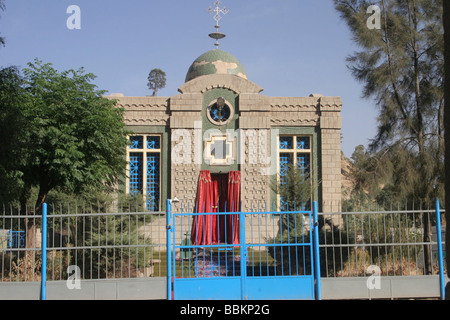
left=191, top=170, right=214, bottom=245
left=226, top=171, right=240, bottom=245
left=191, top=171, right=240, bottom=245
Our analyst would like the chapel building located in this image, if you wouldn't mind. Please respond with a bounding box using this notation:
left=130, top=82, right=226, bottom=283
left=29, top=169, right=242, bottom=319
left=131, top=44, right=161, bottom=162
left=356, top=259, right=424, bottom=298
left=110, top=48, right=343, bottom=214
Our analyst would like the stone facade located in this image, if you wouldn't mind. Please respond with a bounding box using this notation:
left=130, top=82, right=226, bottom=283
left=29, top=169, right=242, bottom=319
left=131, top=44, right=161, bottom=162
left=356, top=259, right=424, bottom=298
left=112, top=49, right=343, bottom=214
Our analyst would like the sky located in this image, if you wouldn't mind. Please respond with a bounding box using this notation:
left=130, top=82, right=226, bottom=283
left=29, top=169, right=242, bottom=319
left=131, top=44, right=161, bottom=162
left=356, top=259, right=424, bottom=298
left=0, top=0, right=379, bottom=158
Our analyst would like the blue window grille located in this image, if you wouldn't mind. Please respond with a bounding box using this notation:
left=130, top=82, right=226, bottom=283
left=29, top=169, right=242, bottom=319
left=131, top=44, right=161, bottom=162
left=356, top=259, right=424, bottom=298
left=146, top=153, right=160, bottom=212
left=147, top=136, right=161, bottom=150
left=129, top=153, right=144, bottom=194
left=129, top=136, right=144, bottom=150
left=297, top=153, right=311, bottom=176
left=297, top=137, right=311, bottom=150
left=278, top=136, right=312, bottom=211
left=279, top=153, right=293, bottom=186
left=279, top=137, right=294, bottom=150
left=279, top=153, right=293, bottom=210
left=128, top=135, right=161, bottom=212
left=8, top=231, right=26, bottom=249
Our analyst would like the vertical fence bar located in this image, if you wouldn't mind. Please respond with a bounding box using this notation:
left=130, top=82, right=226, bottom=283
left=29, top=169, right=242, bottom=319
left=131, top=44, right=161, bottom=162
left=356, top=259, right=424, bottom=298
left=41, top=203, right=47, bottom=300
left=313, top=201, right=321, bottom=300
left=435, top=199, right=445, bottom=300
left=166, top=200, right=173, bottom=300
left=240, top=210, right=247, bottom=300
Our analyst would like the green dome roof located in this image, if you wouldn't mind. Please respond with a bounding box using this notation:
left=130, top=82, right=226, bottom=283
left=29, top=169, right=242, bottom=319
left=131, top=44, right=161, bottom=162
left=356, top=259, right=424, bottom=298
left=185, top=49, right=248, bottom=82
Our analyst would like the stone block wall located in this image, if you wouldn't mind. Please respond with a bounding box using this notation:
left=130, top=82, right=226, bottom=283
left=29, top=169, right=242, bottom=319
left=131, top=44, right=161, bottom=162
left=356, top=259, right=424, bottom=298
left=114, top=74, right=343, bottom=217
left=320, top=97, right=343, bottom=215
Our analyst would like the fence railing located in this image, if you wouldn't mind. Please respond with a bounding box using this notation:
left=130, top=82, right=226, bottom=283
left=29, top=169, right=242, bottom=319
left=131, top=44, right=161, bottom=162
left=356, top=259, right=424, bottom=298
left=1, top=202, right=446, bottom=284
left=0, top=205, right=43, bottom=282
left=1, top=203, right=167, bottom=282
left=318, top=207, right=446, bottom=278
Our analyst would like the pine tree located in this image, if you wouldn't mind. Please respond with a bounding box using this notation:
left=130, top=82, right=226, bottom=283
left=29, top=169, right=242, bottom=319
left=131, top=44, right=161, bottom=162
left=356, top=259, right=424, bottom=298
left=335, top=0, right=444, bottom=274
left=270, top=164, right=315, bottom=242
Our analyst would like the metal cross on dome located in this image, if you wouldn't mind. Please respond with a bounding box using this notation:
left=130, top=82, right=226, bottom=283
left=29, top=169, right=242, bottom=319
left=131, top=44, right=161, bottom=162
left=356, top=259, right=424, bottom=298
left=207, top=1, right=229, bottom=48
left=208, top=1, right=229, bottom=26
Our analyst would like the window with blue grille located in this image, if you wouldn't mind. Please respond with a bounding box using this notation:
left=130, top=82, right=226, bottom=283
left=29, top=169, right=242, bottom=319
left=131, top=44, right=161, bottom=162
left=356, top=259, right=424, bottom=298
left=297, top=137, right=311, bottom=150
left=278, top=136, right=312, bottom=211
left=279, top=153, right=293, bottom=187
left=147, top=136, right=160, bottom=150
left=146, top=153, right=160, bottom=212
left=297, top=153, right=311, bottom=176
left=279, top=136, right=294, bottom=150
left=128, top=135, right=161, bottom=211
left=129, top=136, right=144, bottom=149
left=129, top=152, right=144, bottom=194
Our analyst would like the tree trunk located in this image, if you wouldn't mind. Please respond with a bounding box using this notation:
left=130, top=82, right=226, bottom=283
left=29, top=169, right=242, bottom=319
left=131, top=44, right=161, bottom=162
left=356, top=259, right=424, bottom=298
left=34, top=187, right=47, bottom=216
left=18, top=186, right=39, bottom=281
left=443, top=0, right=450, bottom=300
left=20, top=185, right=47, bottom=249
left=408, top=0, right=433, bottom=275
left=422, top=210, right=432, bottom=275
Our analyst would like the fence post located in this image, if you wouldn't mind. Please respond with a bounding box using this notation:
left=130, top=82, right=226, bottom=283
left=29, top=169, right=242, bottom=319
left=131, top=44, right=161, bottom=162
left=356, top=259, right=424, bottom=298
left=40, top=203, right=47, bottom=301
left=436, top=199, right=445, bottom=300
left=240, top=210, right=247, bottom=300
left=166, top=199, right=173, bottom=300
left=313, top=201, right=321, bottom=300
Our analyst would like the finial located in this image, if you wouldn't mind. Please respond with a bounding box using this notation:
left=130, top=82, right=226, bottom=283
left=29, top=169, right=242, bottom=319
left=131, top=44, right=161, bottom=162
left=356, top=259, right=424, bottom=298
left=207, top=1, right=229, bottom=49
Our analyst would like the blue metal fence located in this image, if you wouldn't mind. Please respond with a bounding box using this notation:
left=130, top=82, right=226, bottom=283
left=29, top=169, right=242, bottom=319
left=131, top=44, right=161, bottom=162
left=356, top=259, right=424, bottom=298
left=167, top=200, right=321, bottom=300
left=435, top=199, right=445, bottom=300
left=0, top=200, right=446, bottom=300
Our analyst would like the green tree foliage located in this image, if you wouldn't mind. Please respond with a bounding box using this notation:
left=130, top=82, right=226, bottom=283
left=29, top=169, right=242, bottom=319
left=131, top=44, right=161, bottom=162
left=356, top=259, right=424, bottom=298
left=335, top=0, right=444, bottom=204
left=271, top=164, right=313, bottom=212
left=343, top=144, right=443, bottom=211
left=335, top=0, right=444, bottom=274
left=43, top=193, right=153, bottom=280
left=147, top=68, right=166, bottom=96
left=343, top=146, right=381, bottom=211
left=0, top=67, right=27, bottom=202
left=0, top=59, right=129, bottom=213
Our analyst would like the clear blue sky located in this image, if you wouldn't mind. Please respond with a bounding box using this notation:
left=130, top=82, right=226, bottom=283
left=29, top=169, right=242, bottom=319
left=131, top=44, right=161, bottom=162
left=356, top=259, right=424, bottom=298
left=0, top=0, right=378, bottom=158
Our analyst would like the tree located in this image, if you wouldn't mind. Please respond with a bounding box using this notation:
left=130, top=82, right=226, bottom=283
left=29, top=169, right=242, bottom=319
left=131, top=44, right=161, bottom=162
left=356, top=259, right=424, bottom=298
left=271, top=163, right=315, bottom=239
left=147, top=68, right=166, bottom=96
left=335, top=0, right=444, bottom=274
left=0, top=66, right=27, bottom=202
left=443, top=0, right=450, bottom=300
left=0, top=59, right=129, bottom=246
left=342, top=145, right=389, bottom=211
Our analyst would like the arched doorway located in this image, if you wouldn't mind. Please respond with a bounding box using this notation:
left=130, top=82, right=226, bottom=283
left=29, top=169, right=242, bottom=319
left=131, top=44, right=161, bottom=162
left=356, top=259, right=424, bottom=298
left=190, top=171, right=240, bottom=245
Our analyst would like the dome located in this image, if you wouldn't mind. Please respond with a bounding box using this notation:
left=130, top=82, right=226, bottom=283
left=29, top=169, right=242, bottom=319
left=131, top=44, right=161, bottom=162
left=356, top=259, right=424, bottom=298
left=185, top=49, right=248, bottom=83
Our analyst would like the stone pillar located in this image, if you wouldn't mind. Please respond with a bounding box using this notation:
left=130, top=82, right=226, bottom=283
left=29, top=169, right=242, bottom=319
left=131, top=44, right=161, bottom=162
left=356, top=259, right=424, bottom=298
left=239, top=93, right=272, bottom=212
left=319, top=97, right=343, bottom=215
left=169, top=93, right=203, bottom=212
